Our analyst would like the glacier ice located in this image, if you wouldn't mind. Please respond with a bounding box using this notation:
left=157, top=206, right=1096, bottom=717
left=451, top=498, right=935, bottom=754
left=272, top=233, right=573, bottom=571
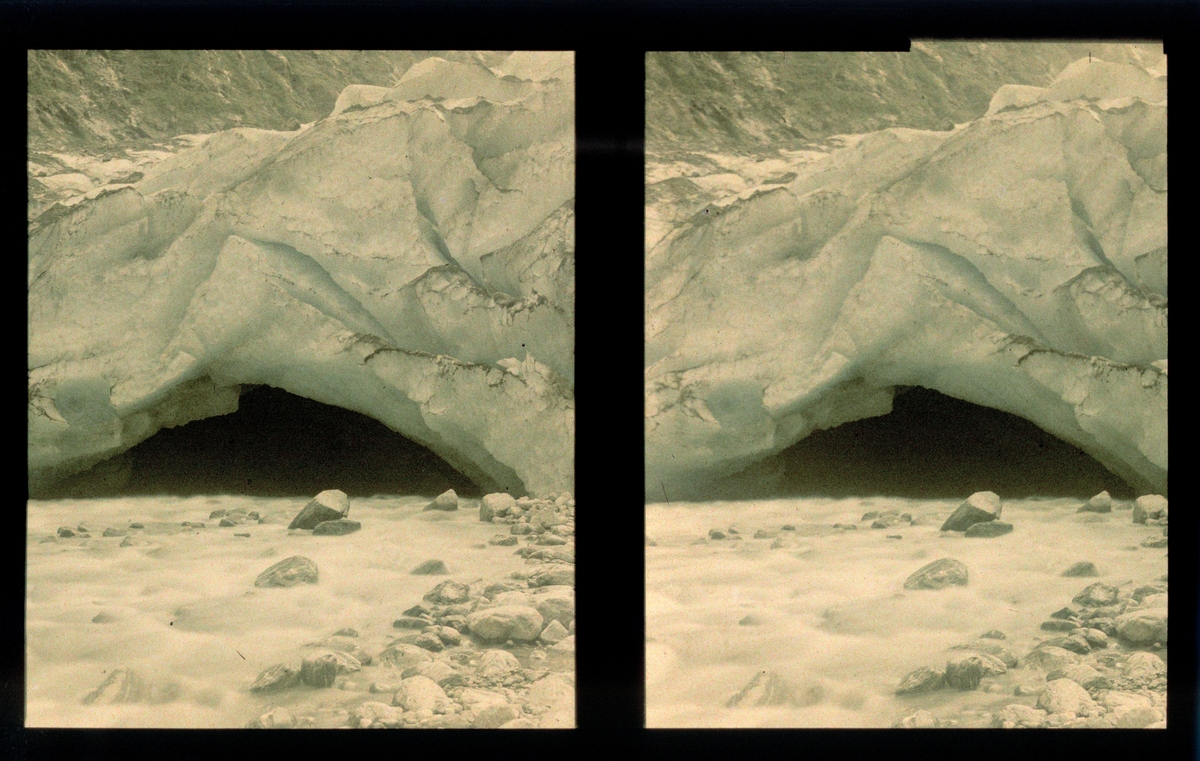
left=29, top=52, right=574, bottom=498
left=645, top=58, right=1166, bottom=498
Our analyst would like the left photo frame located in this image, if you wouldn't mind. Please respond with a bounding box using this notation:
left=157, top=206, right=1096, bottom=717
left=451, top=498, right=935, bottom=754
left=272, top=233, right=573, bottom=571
left=27, top=50, right=575, bottom=729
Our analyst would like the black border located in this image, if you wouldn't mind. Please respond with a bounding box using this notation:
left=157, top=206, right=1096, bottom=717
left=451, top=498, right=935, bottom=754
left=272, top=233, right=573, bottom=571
left=7, top=0, right=1197, bottom=758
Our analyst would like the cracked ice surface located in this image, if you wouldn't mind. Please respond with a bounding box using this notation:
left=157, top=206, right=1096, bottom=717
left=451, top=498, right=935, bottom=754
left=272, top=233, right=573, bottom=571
left=29, top=52, right=574, bottom=498
left=645, top=58, right=1166, bottom=498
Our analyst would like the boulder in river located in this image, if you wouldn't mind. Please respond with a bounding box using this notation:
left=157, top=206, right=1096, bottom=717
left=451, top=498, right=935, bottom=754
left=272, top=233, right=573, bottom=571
left=1115, top=608, right=1167, bottom=646
left=1133, top=494, right=1167, bottom=524
left=1072, top=582, right=1120, bottom=607
left=300, top=650, right=361, bottom=688
left=466, top=605, right=544, bottom=642
left=288, top=490, right=349, bottom=529
left=1024, top=645, right=1082, bottom=672
left=424, top=489, right=459, bottom=511
left=250, top=663, right=301, bottom=693
left=1037, top=678, right=1097, bottom=717
left=903, top=558, right=969, bottom=590
left=254, top=556, right=318, bottom=587
left=895, top=665, right=945, bottom=695
left=940, top=491, right=1001, bottom=532
left=480, top=492, right=516, bottom=522
left=1078, top=490, right=1112, bottom=513
left=422, top=579, right=471, bottom=605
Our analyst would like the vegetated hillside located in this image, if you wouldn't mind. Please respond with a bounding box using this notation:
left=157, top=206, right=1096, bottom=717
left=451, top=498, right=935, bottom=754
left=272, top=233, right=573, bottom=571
left=646, top=42, right=1164, bottom=152
left=28, top=50, right=512, bottom=152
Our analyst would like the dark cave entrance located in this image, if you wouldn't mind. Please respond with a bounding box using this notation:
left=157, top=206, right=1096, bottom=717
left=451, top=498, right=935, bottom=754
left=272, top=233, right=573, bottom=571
left=719, top=386, right=1137, bottom=500
left=47, top=385, right=482, bottom=498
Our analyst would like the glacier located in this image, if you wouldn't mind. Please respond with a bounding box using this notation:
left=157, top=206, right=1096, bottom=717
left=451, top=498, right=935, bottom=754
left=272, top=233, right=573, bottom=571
left=645, top=58, right=1166, bottom=498
left=28, top=52, right=574, bottom=498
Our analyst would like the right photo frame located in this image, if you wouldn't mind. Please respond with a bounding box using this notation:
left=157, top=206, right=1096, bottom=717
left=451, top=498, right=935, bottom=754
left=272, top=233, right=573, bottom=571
left=644, top=43, right=1168, bottom=729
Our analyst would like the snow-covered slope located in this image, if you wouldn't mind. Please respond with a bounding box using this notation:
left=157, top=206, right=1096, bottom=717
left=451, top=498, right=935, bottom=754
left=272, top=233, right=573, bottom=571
left=29, top=52, right=575, bottom=498
left=645, top=57, right=1166, bottom=498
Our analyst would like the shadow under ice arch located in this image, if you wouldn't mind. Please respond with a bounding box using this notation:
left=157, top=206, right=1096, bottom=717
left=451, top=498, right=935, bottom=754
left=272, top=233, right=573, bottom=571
left=35, top=385, right=490, bottom=498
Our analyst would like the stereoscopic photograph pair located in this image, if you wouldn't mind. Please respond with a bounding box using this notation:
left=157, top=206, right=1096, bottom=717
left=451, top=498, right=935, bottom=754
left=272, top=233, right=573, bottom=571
left=27, top=42, right=1167, bottom=731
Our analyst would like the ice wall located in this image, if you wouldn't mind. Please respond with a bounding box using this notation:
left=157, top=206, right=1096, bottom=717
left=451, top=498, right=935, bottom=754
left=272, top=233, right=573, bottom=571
left=29, top=52, right=575, bottom=498
left=645, top=59, right=1166, bottom=498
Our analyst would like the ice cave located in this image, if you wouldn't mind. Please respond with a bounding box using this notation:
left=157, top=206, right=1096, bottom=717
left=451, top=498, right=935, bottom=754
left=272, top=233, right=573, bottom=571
left=705, top=386, right=1140, bottom=501
left=36, top=385, right=485, bottom=499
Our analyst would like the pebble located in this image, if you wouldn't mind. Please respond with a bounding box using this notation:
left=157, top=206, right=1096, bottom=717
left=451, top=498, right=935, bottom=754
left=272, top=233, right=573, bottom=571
left=57, top=527, right=74, bottom=537
left=413, top=633, right=444, bottom=652
left=885, top=534, right=902, bottom=540
left=102, top=527, right=126, bottom=537
left=781, top=525, right=796, bottom=531
left=738, top=614, right=763, bottom=626
left=903, top=558, right=969, bottom=590
left=411, top=559, right=449, bottom=575
left=893, top=709, right=940, bottom=728
left=1048, top=663, right=1110, bottom=691
left=393, top=616, right=432, bottom=630
left=91, top=612, right=115, bottom=623
left=401, top=660, right=465, bottom=689
left=1043, top=635, right=1091, bottom=655
left=1061, top=561, right=1099, bottom=577
left=377, top=643, right=433, bottom=670
left=1040, top=619, right=1079, bottom=632
left=528, top=566, right=574, bottom=587
left=991, top=704, right=1047, bottom=728
left=963, top=520, right=1013, bottom=537
left=490, top=535, right=519, bottom=546
left=1140, top=536, right=1168, bottom=548
left=536, top=534, right=567, bottom=546
left=234, top=533, right=250, bottom=538
left=254, top=556, right=318, bottom=587
left=895, top=666, right=945, bottom=695
left=312, top=518, right=361, bottom=535
left=288, top=489, right=349, bottom=529
left=182, top=522, right=205, bottom=529
left=459, top=687, right=517, bottom=727
left=753, top=529, right=778, bottom=539
left=218, top=518, right=236, bottom=527
left=1024, top=645, right=1082, bottom=671
left=305, top=637, right=373, bottom=666
left=249, top=707, right=297, bottom=729
left=980, top=630, right=1006, bottom=640
left=940, top=491, right=1001, bottom=532
left=129, top=523, right=144, bottom=529
left=333, top=628, right=359, bottom=637
left=708, top=529, right=726, bottom=540
left=349, top=701, right=401, bottom=729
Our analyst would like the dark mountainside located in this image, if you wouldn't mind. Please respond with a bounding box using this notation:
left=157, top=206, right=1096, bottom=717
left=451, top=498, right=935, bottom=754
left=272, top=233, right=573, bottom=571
left=645, top=42, right=1164, bottom=152
left=28, top=50, right=512, bottom=153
